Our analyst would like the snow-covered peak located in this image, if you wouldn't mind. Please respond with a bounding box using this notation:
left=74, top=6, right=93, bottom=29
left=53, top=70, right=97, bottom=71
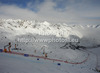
left=43, top=21, right=50, bottom=26
left=0, top=19, right=82, bottom=38
left=0, top=19, right=100, bottom=47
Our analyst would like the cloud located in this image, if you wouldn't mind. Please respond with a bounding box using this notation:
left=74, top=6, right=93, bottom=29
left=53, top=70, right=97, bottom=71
left=0, top=4, right=37, bottom=19
left=0, top=0, right=100, bottom=24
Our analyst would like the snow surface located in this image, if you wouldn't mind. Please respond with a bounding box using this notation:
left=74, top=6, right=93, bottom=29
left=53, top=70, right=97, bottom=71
left=0, top=19, right=100, bottom=73
left=0, top=51, right=97, bottom=73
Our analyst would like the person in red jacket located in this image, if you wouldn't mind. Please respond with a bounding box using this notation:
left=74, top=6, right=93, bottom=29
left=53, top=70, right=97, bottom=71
left=4, top=42, right=11, bottom=52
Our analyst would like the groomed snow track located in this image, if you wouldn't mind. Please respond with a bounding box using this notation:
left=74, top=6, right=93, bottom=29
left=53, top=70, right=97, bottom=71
left=0, top=49, right=90, bottom=64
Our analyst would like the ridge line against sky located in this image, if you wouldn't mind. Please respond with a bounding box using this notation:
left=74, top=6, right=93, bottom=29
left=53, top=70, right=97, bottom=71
left=0, top=0, right=100, bottom=24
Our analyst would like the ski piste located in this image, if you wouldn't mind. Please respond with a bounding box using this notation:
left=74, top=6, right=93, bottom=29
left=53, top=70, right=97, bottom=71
left=0, top=49, right=90, bottom=64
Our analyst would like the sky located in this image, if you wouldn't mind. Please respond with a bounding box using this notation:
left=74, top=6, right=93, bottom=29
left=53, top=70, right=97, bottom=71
left=0, top=0, right=100, bottom=24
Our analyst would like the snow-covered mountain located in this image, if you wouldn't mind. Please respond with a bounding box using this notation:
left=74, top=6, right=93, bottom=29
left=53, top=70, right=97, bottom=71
left=0, top=19, right=100, bottom=61
left=0, top=19, right=100, bottom=73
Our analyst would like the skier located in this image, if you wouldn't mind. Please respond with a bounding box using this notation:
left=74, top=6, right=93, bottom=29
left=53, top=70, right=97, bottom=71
left=8, top=42, right=11, bottom=52
left=43, top=49, right=45, bottom=54
left=45, top=53, right=47, bottom=58
left=4, top=42, right=11, bottom=52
